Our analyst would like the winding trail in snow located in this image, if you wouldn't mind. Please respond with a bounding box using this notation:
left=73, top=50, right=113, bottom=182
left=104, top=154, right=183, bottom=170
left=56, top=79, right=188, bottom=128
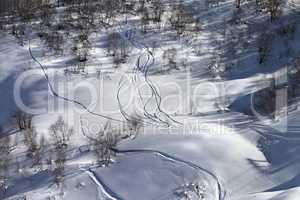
left=28, top=39, right=161, bottom=128
left=28, top=6, right=226, bottom=200
left=111, top=147, right=227, bottom=200
left=116, top=21, right=184, bottom=127
left=81, top=168, right=121, bottom=200
left=28, top=40, right=127, bottom=124
left=28, top=7, right=185, bottom=129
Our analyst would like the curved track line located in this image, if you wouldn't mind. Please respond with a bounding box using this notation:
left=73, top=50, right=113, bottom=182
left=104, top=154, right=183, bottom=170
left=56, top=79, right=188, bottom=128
left=116, top=21, right=183, bottom=126
left=81, top=168, right=120, bottom=200
left=111, top=148, right=227, bottom=200
left=28, top=40, right=126, bottom=124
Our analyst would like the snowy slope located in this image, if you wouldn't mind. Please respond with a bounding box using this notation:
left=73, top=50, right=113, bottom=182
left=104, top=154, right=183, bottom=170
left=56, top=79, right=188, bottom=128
left=1, top=0, right=300, bottom=200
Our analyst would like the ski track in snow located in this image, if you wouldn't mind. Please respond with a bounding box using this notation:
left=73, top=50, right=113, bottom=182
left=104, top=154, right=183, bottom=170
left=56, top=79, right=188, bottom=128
left=116, top=20, right=184, bottom=127
left=111, top=147, right=227, bottom=200
left=81, top=168, right=120, bottom=200
left=28, top=19, right=228, bottom=200
left=24, top=3, right=300, bottom=200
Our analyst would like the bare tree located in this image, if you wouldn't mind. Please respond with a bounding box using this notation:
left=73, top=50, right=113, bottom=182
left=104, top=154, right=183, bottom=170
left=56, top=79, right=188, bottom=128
left=53, top=147, right=67, bottom=187
left=0, top=132, right=11, bottom=197
left=16, top=0, right=37, bottom=24
left=150, top=0, right=164, bottom=23
left=24, top=127, right=44, bottom=168
left=90, top=121, right=119, bottom=166
left=45, top=31, right=64, bottom=55
left=49, top=116, right=74, bottom=186
left=107, top=32, right=130, bottom=67
left=38, top=0, right=54, bottom=28
left=266, top=0, right=282, bottom=21
left=256, top=0, right=283, bottom=21
left=14, top=110, right=33, bottom=131
left=140, top=7, right=150, bottom=33
left=236, top=0, right=241, bottom=8
left=127, top=115, right=143, bottom=138
left=163, top=48, right=179, bottom=72
left=137, top=0, right=146, bottom=13
left=100, top=0, right=121, bottom=20
left=169, top=3, right=195, bottom=36
left=258, top=33, right=273, bottom=64
left=72, top=31, right=92, bottom=63
left=49, top=116, right=74, bottom=149
left=11, top=24, right=26, bottom=46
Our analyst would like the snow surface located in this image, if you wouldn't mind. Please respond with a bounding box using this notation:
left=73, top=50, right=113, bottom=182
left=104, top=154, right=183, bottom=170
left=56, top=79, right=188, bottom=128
left=1, top=0, right=300, bottom=199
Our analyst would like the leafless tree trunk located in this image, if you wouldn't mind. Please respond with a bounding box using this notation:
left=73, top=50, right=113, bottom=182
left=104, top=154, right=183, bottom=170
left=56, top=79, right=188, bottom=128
left=89, top=121, right=119, bottom=166
left=49, top=116, right=74, bottom=186
left=24, top=127, right=44, bottom=169
left=267, top=0, right=282, bottom=21
left=127, top=115, right=143, bottom=138
left=49, top=116, right=74, bottom=149
left=169, top=3, right=195, bottom=36
left=0, top=131, right=11, bottom=197
left=15, top=111, right=32, bottom=131
left=258, top=33, right=273, bottom=64
left=163, top=48, right=179, bottom=72
left=236, top=0, right=241, bottom=8
left=107, top=32, right=129, bottom=67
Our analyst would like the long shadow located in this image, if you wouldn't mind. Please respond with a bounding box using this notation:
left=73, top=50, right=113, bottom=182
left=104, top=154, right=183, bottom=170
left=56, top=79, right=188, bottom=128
left=265, top=172, right=300, bottom=192
left=0, top=74, right=17, bottom=125
left=247, top=122, right=300, bottom=192
left=185, top=0, right=300, bottom=81
left=222, top=10, right=300, bottom=80
left=3, top=170, right=53, bottom=199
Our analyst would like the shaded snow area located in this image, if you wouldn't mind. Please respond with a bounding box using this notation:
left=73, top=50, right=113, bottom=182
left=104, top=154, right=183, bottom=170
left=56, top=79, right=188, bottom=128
left=1, top=0, right=300, bottom=200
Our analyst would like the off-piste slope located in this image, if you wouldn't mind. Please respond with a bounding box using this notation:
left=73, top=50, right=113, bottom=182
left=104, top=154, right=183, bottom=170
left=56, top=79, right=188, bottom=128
left=234, top=187, right=300, bottom=200
left=1, top=0, right=300, bottom=199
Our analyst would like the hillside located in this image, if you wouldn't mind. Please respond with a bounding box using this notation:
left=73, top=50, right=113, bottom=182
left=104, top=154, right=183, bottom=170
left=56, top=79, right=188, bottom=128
left=0, top=0, right=300, bottom=199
